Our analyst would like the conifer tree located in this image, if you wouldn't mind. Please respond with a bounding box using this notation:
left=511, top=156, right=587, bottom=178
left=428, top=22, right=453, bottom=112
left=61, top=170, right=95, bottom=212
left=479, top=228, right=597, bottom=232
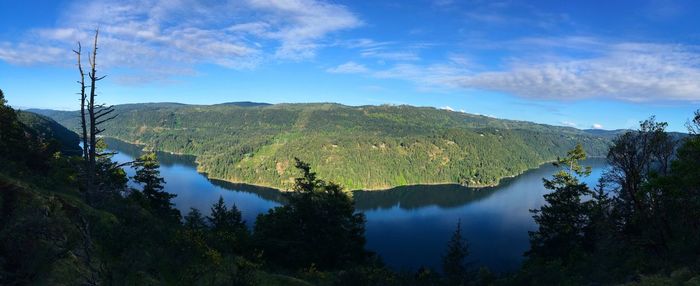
left=206, top=195, right=247, bottom=255
left=184, top=208, right=208, bottom=232
left=443, top=219, right=469, bottom=285
left=528, top=143, right=593, bottom=261
left=132, top=152, right=178, bottom=220
left=208, top=196, right=245, bottom=232
left=254, top=158, right=367, bottom=270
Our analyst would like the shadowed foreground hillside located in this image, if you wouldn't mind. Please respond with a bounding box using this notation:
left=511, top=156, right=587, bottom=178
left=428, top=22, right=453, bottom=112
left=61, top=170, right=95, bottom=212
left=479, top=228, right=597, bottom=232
left=35, top=103, right=612, bottom=190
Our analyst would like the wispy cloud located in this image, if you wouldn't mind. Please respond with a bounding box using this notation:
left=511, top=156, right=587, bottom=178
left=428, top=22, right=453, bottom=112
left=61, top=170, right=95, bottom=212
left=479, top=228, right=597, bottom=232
left=0, top=42, right=68, bottom=65
left=326, top=61, right=368, bottom=74
left=455, top=42, right=700, bottom=102
left=456, top=0, right=574, bottom=31
left=333, top=37, right=700, bottom=103
left=360, top=50, right=420, bottom=61
left=337, top=38, right=431, bottom=62
left=592, top=123, right=604, bottom=129
left=247, top=0, right=362, bottom=59
left=0, top=0, right=361, bottom=83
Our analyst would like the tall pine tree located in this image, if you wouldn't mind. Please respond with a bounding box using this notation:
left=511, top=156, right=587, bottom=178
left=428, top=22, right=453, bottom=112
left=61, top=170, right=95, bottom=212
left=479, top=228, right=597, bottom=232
left=208, top=196, right=245, bottom=232
left=184, top=208, right=208, bottom=232
left=131, top=152, right=179, bottom=221
left=207, top=196, right=247, bottom=255
left=443, top=219, right=469, bottom=286
left=254, top=158, right=367, bottom=270
left=528, top=144, right=593, bottom=261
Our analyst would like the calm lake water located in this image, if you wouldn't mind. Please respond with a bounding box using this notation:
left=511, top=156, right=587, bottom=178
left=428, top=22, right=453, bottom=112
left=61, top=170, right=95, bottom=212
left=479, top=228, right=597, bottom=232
left=106, top=138, right=607, bottom=273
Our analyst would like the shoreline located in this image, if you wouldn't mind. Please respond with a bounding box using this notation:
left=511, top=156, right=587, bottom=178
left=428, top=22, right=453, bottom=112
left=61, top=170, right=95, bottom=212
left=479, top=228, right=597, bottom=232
left=105, top=136, right=606, bottom=193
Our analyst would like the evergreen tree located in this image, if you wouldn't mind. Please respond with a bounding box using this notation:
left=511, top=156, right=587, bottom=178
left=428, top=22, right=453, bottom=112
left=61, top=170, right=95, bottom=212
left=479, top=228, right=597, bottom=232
left=0, top=89, right=53, bottom=173
left=206, top=196, right=247, bottom=255
left=443, top=219, right=469, bottom=286
left=184, top=208, right=208, bottom=232
left=528, top=144, right=593, bottom=262
left=131, top=152, right=179, bottom=221
left=208, top=196, right=245, bottom=232
left=254, top=158, right=367, bottom=270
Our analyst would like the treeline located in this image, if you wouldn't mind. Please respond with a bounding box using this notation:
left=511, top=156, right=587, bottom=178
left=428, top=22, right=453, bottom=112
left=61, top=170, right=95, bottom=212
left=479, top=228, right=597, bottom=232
left=36, top=102, right=611, bottom=190
left=511, top=113, right=700, bottom=285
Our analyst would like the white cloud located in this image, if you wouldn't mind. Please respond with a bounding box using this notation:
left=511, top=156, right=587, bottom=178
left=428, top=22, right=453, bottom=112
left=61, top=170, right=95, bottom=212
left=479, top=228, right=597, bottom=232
left=592, top=123, right=604, bottom=129
left=0, top=0, right=360, bottom=83
left=337, top=39, right=430, bottom=62
left=441, top=106, right=454, bottom=111
left=339, top=38, right=394, bottom=49
left=372, top=63, right=466, bottom=87
left=561, top=121, right=578, bottom=127
left=326, top=61, right=369, bottom=74
left=345, top=38, right=700, bottom=103
left=454, top=42, right=700, bottom=102
left=247, top=0, right=362, bottom=60
left=361, top=50, right=420, bottom=61
left=0, top=42, right=68, bottom=65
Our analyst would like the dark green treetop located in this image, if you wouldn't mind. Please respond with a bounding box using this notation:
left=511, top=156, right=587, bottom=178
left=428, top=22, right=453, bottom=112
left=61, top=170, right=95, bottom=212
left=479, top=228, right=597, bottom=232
left=254, top=158, right=367, bottom=270
left=443, top=219, right=470, bottom=286
left=208, top=196, right=245, bottom=232
left=184, top=208, right=207, bottom=232
left=132, top=152, right=179, bottom=220
left=528, top=143, right=593, bottom=262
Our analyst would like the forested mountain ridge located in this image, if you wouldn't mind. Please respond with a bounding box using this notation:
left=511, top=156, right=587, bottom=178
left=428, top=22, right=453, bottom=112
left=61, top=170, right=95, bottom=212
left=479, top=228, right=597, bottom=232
left=34, top=103, right=613, bottom=190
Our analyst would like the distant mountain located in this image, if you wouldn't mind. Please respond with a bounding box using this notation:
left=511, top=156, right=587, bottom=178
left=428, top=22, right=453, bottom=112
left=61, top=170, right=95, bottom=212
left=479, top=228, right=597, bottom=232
left=582, top=128, right=688, bottom=142
left=38, top=102, right=613, bottom=190
left=214, top=101, right=272, bottom=107
left=582, top=128, right=628, bottom=138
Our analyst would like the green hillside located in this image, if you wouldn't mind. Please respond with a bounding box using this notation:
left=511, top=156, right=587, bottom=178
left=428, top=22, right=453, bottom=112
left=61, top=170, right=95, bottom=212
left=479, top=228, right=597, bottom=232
left=34, top=103, right=612, bottom=190
left=16, top=111, right=81, bottom=155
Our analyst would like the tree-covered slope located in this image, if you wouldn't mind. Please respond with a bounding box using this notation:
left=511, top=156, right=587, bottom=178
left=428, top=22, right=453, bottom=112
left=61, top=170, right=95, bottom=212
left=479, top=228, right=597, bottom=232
left=16, top=111, right=81, bottom=155
left=34, top=103, right=612, bottom=190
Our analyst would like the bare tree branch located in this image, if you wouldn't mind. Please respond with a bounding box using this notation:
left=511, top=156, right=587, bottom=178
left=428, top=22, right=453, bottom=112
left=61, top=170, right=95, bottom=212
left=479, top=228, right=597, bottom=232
left=96, top=114, right=118, bottom=126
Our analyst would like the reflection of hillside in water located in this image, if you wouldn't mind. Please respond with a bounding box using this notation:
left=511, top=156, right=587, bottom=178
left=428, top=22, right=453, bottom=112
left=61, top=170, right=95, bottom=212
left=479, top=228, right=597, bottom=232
left=208, top=179, right=287, bottom=204
left=353, top=184, right=500, bottom=211
left=104, top=137, right=196, bottom=167
left=353, top=158, right=608, bottom=211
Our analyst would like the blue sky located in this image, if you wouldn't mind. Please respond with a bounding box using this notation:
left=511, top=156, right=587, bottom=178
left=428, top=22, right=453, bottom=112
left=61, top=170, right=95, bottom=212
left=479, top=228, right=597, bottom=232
left=1, top=0, right=699, bottom=131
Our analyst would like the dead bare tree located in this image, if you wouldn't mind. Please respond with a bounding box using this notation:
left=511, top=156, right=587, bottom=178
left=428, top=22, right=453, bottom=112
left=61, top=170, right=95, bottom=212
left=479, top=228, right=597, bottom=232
left=73, top=43, right=89, bottom=163
left=74, top=29, right=118, bottom=201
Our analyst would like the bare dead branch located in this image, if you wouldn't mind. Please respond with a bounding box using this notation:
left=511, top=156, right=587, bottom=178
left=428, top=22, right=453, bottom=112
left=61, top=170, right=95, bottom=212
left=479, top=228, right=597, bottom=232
left=94, top=108, right=115, bottom=119
left=96, top=151, right=118, bottom=157
left=95, top=114, right=118, bottom=126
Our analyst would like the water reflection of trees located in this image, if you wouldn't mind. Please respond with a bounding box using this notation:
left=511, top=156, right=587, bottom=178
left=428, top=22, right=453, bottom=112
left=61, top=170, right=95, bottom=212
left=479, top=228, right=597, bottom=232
left=104, top=137, right=196, bottom=167
left=207, top=179, right=502, bottom=212
left=353, top=159, right=608, bottom=211
left=353, top=184, right=502, bottom=211
left=208, top=179, right=287, bottom=203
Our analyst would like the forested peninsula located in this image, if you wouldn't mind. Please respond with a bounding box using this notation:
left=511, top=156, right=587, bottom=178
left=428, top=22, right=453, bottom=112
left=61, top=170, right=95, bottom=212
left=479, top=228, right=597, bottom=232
left=35, top=102, right=613, bottom=190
